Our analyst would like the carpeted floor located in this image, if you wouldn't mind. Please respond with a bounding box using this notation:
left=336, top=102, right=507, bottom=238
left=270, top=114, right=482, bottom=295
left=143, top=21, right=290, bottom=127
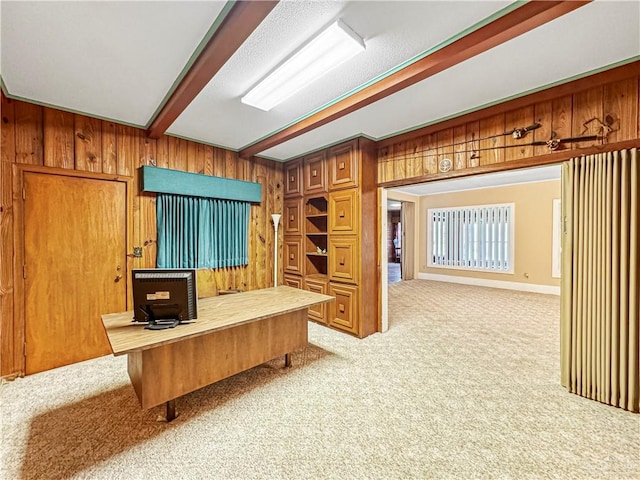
left=1, top=280, right=638, bottom=479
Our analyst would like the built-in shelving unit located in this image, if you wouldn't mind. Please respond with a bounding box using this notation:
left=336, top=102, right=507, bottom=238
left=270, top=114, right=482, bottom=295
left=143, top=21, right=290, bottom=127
left=282, top=138, right=378, bottom=337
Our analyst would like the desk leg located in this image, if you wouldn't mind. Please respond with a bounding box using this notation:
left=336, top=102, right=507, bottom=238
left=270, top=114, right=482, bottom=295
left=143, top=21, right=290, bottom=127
left=166, top=399, right=177, bottom=422
left=284, top=353, right=292, bottom=368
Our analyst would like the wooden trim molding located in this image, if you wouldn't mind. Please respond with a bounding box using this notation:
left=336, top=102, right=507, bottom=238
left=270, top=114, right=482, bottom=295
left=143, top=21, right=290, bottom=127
left=378, top=139, right=640, bottom=189
left=239, top=1, right=591, bottom=158
left=147, top=1, right=278, bottom=139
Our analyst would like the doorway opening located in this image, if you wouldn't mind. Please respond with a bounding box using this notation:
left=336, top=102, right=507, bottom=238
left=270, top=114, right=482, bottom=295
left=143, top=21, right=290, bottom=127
left=380, top=164, right=562, bottom=333
left=387, top=200, right=402, bottom=284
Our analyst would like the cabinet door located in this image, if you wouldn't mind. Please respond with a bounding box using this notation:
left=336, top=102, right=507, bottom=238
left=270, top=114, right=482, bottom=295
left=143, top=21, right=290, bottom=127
left=329, top=236, right=359, bottom=284
left=328, top=140, right=358, bottom=191
left=304, top=151, right=327, bottom=194
left=329, top=189, right=359, bottom=234
left=329, top=283, right=358, bottom=335
left=284, top=236, right=303, bottom=275
left=284, top=159, right=302, bottom=197
left=284, top=197, right=303, bottom=235
left=284, top=274, right=303, bottom=289
left=304, top=277, right=328, bottom=324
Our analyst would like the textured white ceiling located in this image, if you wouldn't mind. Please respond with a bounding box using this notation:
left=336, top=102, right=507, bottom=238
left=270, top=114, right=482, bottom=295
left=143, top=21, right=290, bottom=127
left=167, top=0, right=511, bottom=149
left=1, top=1, right=638, bottom=162
left=1, top=1, right=226, bottom=125
left=259, top=0, right=640, bottom=160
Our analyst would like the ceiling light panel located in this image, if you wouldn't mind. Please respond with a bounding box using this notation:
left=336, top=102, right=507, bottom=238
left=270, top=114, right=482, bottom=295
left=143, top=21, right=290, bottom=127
left=241, top=20, right=365, bottom=111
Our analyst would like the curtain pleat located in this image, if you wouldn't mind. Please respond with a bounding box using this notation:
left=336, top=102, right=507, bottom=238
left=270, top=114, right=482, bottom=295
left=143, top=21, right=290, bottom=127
left=156, top=194, right=249, bottom=270
left=560, top=148, right=639, bottom=413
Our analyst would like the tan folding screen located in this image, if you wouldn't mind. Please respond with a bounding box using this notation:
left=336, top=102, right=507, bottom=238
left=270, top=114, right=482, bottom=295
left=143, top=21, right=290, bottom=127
left=561, top=148, right=639, bottom=412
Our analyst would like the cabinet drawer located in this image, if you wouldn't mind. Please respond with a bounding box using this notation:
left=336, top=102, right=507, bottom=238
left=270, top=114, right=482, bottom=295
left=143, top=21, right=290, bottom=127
left=304, top=277, right=328, bottom=324
left=284, top=159, right=302, bottom=197
left=328, top=140, right=358, bottom=190
left=304, top=151, right=327, bottom=194
left=329, top=189, right=359, bottom=234
left=328, top=283, right=358, bottom=335
left=284, top=236, right=303, bottom=275
left=329, top=236, right=359, bottom=284
left=283, top=198, right=303, bottom=235
left=284, top=274, right=303, bottom=289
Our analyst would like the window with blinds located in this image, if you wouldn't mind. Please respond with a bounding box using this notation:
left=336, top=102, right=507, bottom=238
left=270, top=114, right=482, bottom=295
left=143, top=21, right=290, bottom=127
left=427, top=203, right=514, bottom=273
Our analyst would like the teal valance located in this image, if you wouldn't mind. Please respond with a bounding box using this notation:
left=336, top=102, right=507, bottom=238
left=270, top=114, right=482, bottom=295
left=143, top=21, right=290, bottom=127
left=141, top=165, right=261, bottom=203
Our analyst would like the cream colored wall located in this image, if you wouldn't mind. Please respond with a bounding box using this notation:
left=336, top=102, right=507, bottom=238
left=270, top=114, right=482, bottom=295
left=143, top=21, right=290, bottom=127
left=418, top=180, right=561, bottom=287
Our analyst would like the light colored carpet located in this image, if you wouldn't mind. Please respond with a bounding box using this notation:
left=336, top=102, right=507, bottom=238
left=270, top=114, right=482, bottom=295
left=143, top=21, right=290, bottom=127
left=1, top=280, right=638, bottom=480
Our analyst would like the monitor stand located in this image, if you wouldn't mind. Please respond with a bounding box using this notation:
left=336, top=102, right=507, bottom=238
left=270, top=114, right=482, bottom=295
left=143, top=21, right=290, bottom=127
left=145, top=318, right=179, bottom=330
left=140, top=304, right=182, bottom=330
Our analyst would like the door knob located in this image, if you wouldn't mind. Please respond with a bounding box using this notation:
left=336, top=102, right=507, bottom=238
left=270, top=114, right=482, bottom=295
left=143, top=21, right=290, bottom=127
left=114, top=274, right=123, bottom=282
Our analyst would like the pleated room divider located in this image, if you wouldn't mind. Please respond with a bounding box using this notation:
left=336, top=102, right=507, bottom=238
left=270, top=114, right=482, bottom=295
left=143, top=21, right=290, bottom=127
left=560, top=148, right=639, bottom=412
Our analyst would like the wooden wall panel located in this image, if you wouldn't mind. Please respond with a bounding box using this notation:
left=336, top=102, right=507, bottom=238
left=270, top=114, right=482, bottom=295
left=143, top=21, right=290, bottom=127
left=392, top=142, right=406, bottom=180
left=224, top=149, right=236, bottom=179
left=203, top=144, right=214, bottom=176
left=465, top=121, right=480, bottom=168
left=604, top=78, right=638, bottom=144
left=479, top=114, right=504, bottom=165
left=436, top=129, right=453, bottom=170
left=453, top=125, right=466, bottom=170
left=14, top=102, right=43, bottom=165
left=377, top=70, right=640, bottom=185
left=75, top=115, right=102, bottom=172
left=572, top=86, right=603, bottom=149
left=1, top=94, right=16, bottom=376
left=102, top=121, right=118, bottom=174
left=43, top=109, right=74, bottom=169
left=533, top=100, right=553, bottom=157
left=0, top=97, right=284, bottom=378
left=139, top=136, right=157, bottom=269
left=154, top=135, right=169, bottom=169
left=423, top=133, right=437, bottom=174
left=504, top=106, right=534, bottom=162
left=405, top=137, right=422, bottom=178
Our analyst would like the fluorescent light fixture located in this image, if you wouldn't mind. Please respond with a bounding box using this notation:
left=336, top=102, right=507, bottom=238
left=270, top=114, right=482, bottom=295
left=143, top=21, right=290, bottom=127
left=241, top=20, right=365, bottom=111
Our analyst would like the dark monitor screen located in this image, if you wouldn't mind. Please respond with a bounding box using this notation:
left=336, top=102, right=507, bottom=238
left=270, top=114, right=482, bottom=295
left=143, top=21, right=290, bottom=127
left=132, top=269, right=197, bottom=328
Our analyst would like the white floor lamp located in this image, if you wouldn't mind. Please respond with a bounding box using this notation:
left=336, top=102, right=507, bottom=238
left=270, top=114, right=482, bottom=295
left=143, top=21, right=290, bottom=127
left=271, top=214, right=281, bottom=287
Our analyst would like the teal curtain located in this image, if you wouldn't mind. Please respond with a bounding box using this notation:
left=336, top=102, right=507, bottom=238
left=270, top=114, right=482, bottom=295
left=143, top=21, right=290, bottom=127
left=157, top=194, right=249, bottom=269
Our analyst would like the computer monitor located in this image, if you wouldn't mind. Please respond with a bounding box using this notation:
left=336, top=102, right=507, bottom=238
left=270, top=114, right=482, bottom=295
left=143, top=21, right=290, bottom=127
left=132, top=269, right=197, bottom=330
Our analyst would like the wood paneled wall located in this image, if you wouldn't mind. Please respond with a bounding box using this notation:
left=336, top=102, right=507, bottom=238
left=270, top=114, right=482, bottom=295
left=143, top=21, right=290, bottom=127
left=0, top=94, right=283, bottom=377
left=377, top=62, right=640, bottom=185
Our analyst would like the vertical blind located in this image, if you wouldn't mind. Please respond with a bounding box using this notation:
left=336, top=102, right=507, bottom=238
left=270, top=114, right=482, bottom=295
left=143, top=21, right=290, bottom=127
left=156, top=194, right=249, bottom=269
left=428, top=204, right=513, bottom=272
left=560, top=148, right=639, bottom=413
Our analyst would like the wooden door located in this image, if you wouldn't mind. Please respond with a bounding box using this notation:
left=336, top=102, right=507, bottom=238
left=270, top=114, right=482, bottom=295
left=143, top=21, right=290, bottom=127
left=23, top=172, right=127, bottom=374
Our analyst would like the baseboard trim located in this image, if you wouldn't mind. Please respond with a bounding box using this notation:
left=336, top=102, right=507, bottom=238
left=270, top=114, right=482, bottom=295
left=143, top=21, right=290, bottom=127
left=417, top=272, right=560, bottom=296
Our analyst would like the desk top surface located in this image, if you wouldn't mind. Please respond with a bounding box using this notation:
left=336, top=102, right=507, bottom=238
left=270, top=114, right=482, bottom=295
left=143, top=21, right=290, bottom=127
left=102, top=286, right=333, bottom=355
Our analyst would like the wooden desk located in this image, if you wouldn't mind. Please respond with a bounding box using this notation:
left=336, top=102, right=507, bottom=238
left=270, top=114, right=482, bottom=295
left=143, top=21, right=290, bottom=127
left=102, top=286, right=333, bottom=420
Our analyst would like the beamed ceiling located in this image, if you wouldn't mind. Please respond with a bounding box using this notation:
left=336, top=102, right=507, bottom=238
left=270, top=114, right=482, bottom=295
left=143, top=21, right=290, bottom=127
left=1, top=1, right=639, bottom=162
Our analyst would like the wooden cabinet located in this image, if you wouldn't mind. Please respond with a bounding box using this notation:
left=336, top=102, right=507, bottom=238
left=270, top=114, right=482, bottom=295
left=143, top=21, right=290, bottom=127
left=304, top=151, right=327, bottom=194
left=328, top=140, right=358, bottom=191
left=305, top=277, right=328, bottom=324
left=328, top=236, right=358, bottom=284
left=284, top=274, right=303, bottom=289
left=284, top=159, right=302, bottom=197
left=329, top=283, right=358, bottom=335
left=284, top=237, right=303, bottom=275
left=284, top=198, right=303, bottom=235
left=281, top=137, right=377, bottom=338
left=329, top=189, right=359, bottom=234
